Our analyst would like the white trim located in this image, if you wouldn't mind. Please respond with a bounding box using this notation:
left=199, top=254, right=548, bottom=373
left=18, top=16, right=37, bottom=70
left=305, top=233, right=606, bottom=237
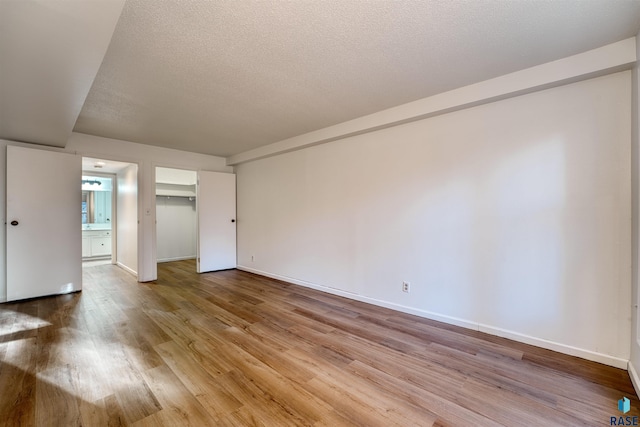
left=157, top=256, right=196, bottom=263
left=227, top=37, right=637, bottom=166
left=117, top=261, right=137, bottom=278
left=478, top=324, right=628, bottom=369
left=629, top=361, right=640, bottom=397
left=238, top=265, right=629, bottom=369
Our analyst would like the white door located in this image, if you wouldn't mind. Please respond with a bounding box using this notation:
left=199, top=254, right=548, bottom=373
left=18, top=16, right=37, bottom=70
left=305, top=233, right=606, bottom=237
left=197, top=171, right=236, bottom=273
left=6, top=146, right=81, bottom=301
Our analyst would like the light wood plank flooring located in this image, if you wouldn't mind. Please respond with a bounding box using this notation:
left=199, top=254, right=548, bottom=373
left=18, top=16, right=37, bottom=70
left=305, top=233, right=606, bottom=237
left=0, top=260, right=638, bottom=426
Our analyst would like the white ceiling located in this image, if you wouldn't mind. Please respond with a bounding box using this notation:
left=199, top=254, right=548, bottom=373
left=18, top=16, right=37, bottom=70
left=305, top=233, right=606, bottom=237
left=0, top=0, right=125, bottom=147
left=2, top=1, right=640, bottom=158
left=82, top=156, right=132, bottom=174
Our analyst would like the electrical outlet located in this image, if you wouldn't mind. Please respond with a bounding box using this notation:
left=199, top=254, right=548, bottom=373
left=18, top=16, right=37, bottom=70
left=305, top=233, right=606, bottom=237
left=402, top=281, right=410, bottom=293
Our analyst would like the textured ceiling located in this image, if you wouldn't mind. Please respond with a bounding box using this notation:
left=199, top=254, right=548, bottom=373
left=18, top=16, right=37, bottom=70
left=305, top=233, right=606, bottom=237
left=74, top=0, right=640, bottom=158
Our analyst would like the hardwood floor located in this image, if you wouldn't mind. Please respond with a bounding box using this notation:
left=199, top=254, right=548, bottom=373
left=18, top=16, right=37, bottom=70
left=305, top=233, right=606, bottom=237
left=0, top=260, right=638, bottom=426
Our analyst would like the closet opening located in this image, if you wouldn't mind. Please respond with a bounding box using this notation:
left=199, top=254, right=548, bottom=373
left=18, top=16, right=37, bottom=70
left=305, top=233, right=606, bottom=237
left=155, top=167, right=197, bottom=269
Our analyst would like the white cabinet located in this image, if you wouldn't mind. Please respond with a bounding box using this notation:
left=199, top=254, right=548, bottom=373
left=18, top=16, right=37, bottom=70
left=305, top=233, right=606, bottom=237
left=82, top=237, right=91, bottom=257
left=91, top=236, right=111, bottom=256
left=82, top=230, right=112, bottom=258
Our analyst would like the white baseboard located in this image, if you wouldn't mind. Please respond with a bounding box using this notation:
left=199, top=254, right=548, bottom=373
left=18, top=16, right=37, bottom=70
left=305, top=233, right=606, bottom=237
left=629, top=361, right=640, bottom=397
left=117, top=261, right=138, bottom=279
left=478, top=324, right=628, bottom=369
left=237, top=265, right=629, bottom=369
left=157, top=256, right=196, bottom=263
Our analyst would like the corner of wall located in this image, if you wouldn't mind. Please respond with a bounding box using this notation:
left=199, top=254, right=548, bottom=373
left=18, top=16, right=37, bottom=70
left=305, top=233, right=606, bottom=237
left=629, top=30, right=640, bottom=396
left=630, top=360, right=640, bottom=398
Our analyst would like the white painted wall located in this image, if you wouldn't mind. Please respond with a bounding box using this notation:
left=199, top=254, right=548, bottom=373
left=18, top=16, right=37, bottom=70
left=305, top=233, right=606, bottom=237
left=237, top=72, right=632, bottom=367
left=116, top=164, right=138, bottom=275
left=66, top=132, right=232, bottom=281
left=156, top=167, right=197, bottom=186
left=629, top=30, right=640, bottom=392
left=0, top=133, right=231, bottom=302
left=156, top=195, right=196, bottom=262
left=0, top=141, right=9, bottom=302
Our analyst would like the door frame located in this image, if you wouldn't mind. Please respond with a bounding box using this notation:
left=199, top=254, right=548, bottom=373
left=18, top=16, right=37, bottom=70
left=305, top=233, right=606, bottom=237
left=80, top=155, right=139, bottom=281
left=154, top=165, right=198, bottom=269
left=151, top=164, right=237, bottom=278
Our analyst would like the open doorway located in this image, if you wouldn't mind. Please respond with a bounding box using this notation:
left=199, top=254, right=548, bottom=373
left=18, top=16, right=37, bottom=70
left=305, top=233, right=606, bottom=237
left=81, top=173, right=114, bottom=266
left=154, top=166, right=237, bottom=277
left=82, top=157, right=139, bottom=278
left=156, top=167, right=197, bottom=267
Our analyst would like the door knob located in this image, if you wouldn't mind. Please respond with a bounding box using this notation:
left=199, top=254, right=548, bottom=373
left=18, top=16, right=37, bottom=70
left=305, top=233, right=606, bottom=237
left=10, top=220, right=18, bottom=226
left=231, top=219, right=235, bottom=223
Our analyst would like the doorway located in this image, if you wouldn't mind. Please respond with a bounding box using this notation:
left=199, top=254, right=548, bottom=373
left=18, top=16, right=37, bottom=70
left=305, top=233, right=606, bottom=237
left=81, top=173, right=114, bottom=265
left=154, top=167, right=237, bottom=275
left=156, top=167, right=197, bottom=265
left=82, top=157, right=139, bottom=278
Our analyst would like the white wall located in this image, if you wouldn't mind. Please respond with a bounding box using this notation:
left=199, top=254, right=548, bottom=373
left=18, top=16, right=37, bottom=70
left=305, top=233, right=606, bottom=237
left=0, top=133, right=231, bottom=302
left=117, top=164, right=138, bottom=275
left=0, top=141, right=8, bottom=301
left=629, top=30, right=640, bottom=392
left=156, top=195, right=196, bottom=262
left=156, top=167, right=197, bottom=186
left=66, top=132, right=232, bottom=281
left=237, top=71, right=632, bottom=367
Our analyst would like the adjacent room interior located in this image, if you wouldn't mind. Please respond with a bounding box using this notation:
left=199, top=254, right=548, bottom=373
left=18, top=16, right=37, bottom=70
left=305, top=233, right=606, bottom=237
left=82, top=156, right=139, bottom=276
left=1, top=1, right=640, bottom=425
left=81, top=172, right=114, bottom=266
left=155, top=167, right=197, bottom=265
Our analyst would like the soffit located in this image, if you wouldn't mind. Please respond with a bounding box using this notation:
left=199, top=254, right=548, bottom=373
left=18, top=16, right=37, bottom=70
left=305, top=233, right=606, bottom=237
left=0, top=0, right=125, bottom=147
